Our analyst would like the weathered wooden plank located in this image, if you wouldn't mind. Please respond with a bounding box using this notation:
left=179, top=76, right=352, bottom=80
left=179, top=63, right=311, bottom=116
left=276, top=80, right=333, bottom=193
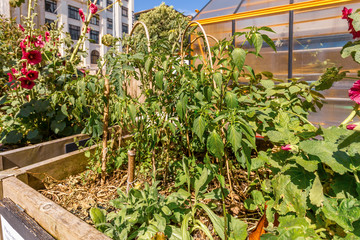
left=0, top=198, right=55, bottom=240
left=0, top=133, right=90, bottom=170
left=2, top=177, right=111, bottom=240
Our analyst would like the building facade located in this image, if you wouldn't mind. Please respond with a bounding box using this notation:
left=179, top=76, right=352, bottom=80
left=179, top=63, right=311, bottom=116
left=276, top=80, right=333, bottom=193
left=1, top=0, right=134, bottom=69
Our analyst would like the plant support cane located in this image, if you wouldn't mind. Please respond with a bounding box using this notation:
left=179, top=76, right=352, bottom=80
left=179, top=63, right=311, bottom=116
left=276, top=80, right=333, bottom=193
left=101, top=77, right=110, bottom=185
left=127, top=150, right=136, bottom=193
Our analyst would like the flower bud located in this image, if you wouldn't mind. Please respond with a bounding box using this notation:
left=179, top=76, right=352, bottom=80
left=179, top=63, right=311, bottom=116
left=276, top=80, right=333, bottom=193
left=101, top=34, right=115, bottom=47
left=281, top=144, right=299, bottom=153
left=346, top=122, right=360, bottom=131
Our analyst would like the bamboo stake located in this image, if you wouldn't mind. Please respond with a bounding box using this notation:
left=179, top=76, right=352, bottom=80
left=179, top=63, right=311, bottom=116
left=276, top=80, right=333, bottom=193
left=101, top=77, right=110, bottom=185
left=126, top=149, right=136, bottom=193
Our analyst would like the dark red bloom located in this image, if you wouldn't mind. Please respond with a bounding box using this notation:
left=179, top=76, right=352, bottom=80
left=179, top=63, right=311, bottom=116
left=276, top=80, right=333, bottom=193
left=19, top=77, right=35, bottom=89
left=21, top=62, right=27, bottom=75
left=45, top=31, right=50, bottom=42
left=90, top=3, right=98, bottom=14
left=19, top=24, right=25, bottom=32
left=349, top=80, right=360, bottom=104
left=25, top=70, right=39, bottom=80
left=23, top=50, right=42, bottom=65
left=79, top=8, right=86, bottom=22
left=342, top=7, right=360, bottom=39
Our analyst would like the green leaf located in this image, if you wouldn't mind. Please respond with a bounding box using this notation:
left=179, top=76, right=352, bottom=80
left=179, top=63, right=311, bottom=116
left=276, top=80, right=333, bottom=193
left=193, top=116, right=207, bottom=143
left=229, top=216, right=247, bottom=240
left=176, top=100, right=184, bottom=121
left=299, top=140, right=349, bottom=174
left=260, top=79, right=275, bottom=89
left=341, top=41, right=360, bottom=63
left=194, top=220, right=214, bottom=240
left=309, top=173, right=324, bottom=207
left=181, top=213, right=191, bottom=240
left=128, top=104, right=137, bottom=124
left=251, top=33, right=263, bottom=55
left=207, top=130, right=224, bottom=159
left=155, top=71, right=164, bottom=90
left=145, top=57, right=154, bottom=73
left=161, top=206, right=172, bottom=216
left=5, top=130, right=22, bottom=144
left=213, top=72, right=222, bottom=88
left=90, top=208, right=106, bottom=224
left=289, top=86, right=301, bottom=94
left=61, top=104, right=68, bottom=117
left=203, top=188, right=229, bottom=200
left=27, top=129, right=39, bottom=140
left=225, top=92, right=238, bottom=109
left=50, top=121, right=66, bottom=134
left=0, top=95, right=7, bottom=105
left=261, top=34, right=276, bottom=52
left=197, top=203, right=225, bottom=240
left=227, top=125, right=242, bottom=153
left=231, top=48, right=246, bottom=71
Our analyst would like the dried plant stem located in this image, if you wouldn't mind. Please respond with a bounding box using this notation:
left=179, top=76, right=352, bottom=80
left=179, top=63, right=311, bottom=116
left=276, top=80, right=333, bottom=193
left=101, top=77, right=110, bottom=185
left=152, top=148, right=156, bottom=179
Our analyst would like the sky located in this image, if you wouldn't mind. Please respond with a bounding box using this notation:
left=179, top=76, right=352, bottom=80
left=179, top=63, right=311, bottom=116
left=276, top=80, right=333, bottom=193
left=134, top=0, right=210, bottom=17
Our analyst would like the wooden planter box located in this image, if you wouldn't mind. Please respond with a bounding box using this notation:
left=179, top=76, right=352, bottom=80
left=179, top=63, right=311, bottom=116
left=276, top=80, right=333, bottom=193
left=0, top=133, right=131, bottom=240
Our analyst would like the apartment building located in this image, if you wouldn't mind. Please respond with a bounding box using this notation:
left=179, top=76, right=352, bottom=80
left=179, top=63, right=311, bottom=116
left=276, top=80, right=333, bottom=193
left=0, top=0, right=134, bottom=68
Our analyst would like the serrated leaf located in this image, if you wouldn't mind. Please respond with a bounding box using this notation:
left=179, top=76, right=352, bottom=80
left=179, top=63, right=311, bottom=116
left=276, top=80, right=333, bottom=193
left=193, top=116, right=206, bottom=143
left=309, top=173, right=324, bottom=207
left=231, top=48, right=246, bottom=71
left=207, top=130, right=224, bottom=159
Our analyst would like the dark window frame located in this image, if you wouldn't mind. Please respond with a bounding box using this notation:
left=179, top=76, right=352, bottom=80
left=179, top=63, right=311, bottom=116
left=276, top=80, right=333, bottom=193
left=90, top=30, right=100, bottom=44
left=107, top=18, right=113, bottom=30
left=68, top=5, right=80, bottom=20
left=107, top=0, right=113, bottom=12
left=45, top=18, right=55, bottom=30
left=45, top=0, right=57, bottom=14
left=122, top=6, right=128, bottom=17
left=90, top=14, right=100, bottom=26
left=122, top=23, right=128, bottom=34
left=91, top=50, right=100, bottom=64
left=69, top=24, right=81, bottom=40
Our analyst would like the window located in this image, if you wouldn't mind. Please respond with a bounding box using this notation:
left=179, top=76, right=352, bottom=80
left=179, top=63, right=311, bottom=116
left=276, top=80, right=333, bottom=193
left=96, top=0, right=100, bottom=5
left=68, top=5, right=80, bottom=20
left=45, top=0, right=57, bottom=13
left=122, top=7, right=128, bottom=17
left=45, top=18, right=55, bottom=30
left=122, top=23, right=128, bottom=34
left=107, top=0, right=113, bottom=12
left=107, top=18, right=113, bottom=30
left=90, top=30, right=99, bottom=44
left=69, top=24, right=80, bottom=40
left=90, top=14, right=100, bottom=26
left=91, top=50, right=100, bottom=64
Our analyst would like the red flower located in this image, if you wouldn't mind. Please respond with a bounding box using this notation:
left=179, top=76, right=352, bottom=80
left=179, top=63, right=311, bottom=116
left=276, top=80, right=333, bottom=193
left=23, top=50, right=42, bottom=65
left=19, top=24, right=25, bottom=32
left=342, top=7, right=360, bottom=39
left=25, top=70, right=39, bottom=80
left=19, top=77, right=35, bottom=89
left=34, top=35, right=44, bottom=48
left=347, top=124, right=357, bottom=130
left=21, top=62, right=27, bottom=75
left=45, top=31, right=50, bottom=42
left=90, top=3, right=98, bottom=14
left=349, top=80, right=360, bottom=104
left=87, top=27, right=91, bottom=33
left=281, top=144, right=292, bottom=151
left=342, top=7, right=352, bottom=19
left=79, top=8, right=86, bottom=22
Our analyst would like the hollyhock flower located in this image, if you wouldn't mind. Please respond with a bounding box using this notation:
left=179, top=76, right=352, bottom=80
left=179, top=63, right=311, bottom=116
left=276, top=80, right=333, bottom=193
left=26, top=70, right=39, bottom=80
left=90, top=3, right=98, bottom=14
left=349, top=80, right=360, bottom=104
left=23, top=50, right=42, bottom=65
left=87, top=27, right=91, bottom=33
left=34, top=35, right=45, bottom=48
left=19, top=24, right=25, bottom=32
left=347, top=124, right=357, bottom=130
left=21, top=62, right=27, bottom=75
left=281, top=144, right=292, bottom=151
left=79, top=8, right=85, bottom=22
left=19, top=77, right=35, bottom=89
left=342, top=7, right=352, bottom=19
left=45, top=31, right=50, bottom=42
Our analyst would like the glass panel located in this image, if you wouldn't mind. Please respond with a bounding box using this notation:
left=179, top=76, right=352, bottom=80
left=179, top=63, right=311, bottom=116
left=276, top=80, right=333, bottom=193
left=235, top=0, right=289, bottom=13
left=194, top=0, right=239, bottom=20
left=293, top=2, right=360, bottom=125
left=235, top=13, right=289, bottom=79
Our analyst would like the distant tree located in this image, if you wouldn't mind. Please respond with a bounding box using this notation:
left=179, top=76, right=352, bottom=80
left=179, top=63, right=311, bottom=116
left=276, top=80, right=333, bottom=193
left=130, top=3, right=190, bottom=53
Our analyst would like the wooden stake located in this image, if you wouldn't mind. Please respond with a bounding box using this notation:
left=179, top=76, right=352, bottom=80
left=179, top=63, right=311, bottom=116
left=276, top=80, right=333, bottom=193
left=101, top=77, right=110, bottom=185
left=126, top=149, right=136, bottom=193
